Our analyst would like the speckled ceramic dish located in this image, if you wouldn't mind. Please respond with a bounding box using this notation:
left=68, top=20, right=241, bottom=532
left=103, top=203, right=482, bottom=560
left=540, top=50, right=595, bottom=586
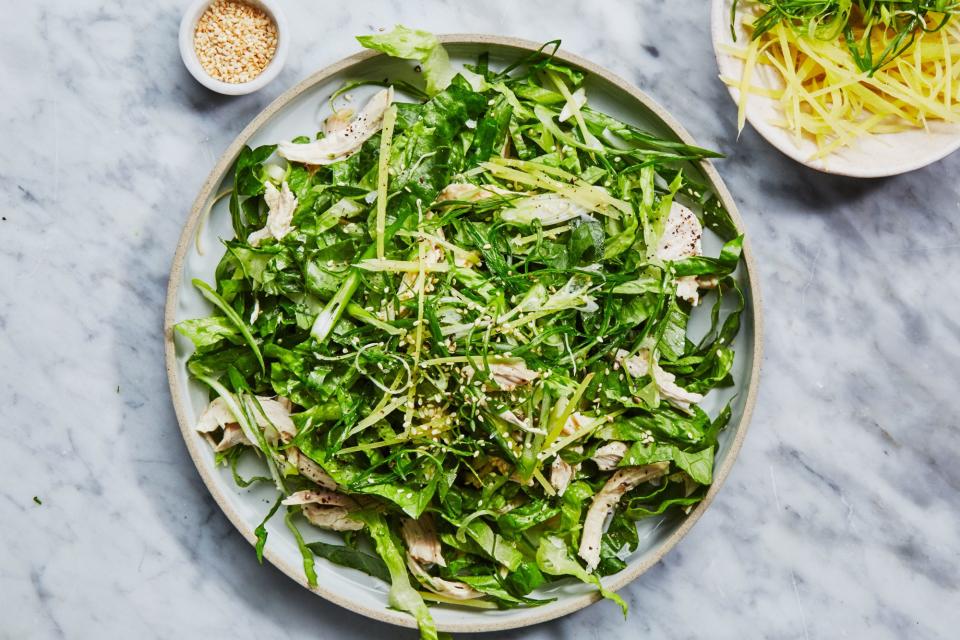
left=711, top=0, right=960, bottom=177
left=164, top=35, right=763, bottom=633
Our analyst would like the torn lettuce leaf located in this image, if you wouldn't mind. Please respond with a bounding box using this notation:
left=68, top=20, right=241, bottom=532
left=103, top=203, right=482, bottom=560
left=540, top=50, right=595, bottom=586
left=358, top=25, right=485, bottom=95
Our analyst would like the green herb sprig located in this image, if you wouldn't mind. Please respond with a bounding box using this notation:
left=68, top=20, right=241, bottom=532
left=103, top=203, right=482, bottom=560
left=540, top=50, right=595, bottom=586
left=733, top=0, right=960, bottom=74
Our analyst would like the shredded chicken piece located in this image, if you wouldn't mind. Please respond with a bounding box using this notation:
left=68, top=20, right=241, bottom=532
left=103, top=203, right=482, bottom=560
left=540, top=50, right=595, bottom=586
left=196, top=397, right=239, bottom=435
left=257, top=399, right=297, bottom=443
left=464, top=360, right=539, bottom=391
left=249, top=297, right=261, bottom=325
left=496, top=408, right=545, bottom=435
left=247, top=181, right=298, bottom=246
left=282, top=489, right=357, bottom=508
left=212, top=423, right=249, bottom=452
left=656, top=202, right=704, bottom=305
left=561, top=411, right=594, bottom=436
left=323, top=107, right=355, bottom=136
left=698, top=275, right=719, bottom=290
left=301, top=503, right=364, bottom=531
left=578, top=462, right=670, bottom=571
left=615, top=349, right=704, bottom=413
left=592, top=441, right=629, bottom=471
left=401, top=515, right=446, bottom=567
left=278, top=87, right=394, bottom=165
left=196, top=396, right=345, bottom=494
left=285, top=449, right=338, bottom=490
left=550, top=456, right=577, bottom=496
left=196, top=395, right=296, bottom=449
left=406, top=555, right=484, bottom=600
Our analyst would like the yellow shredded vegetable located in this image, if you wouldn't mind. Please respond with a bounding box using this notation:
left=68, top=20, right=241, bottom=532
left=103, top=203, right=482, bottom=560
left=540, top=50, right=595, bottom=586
left=722, top=8, right=960, bottom=159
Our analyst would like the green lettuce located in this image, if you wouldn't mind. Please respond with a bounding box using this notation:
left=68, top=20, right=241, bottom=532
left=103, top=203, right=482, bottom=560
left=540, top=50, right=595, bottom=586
left=357, top=25, right=485, bottom=96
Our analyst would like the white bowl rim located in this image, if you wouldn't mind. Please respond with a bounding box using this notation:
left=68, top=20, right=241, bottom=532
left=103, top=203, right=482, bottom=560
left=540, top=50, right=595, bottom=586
left=164, top=34, right=764, bottom=633
left=710, top=0, right=960, bottom=178
left=179, top=0, right=289, bottom=96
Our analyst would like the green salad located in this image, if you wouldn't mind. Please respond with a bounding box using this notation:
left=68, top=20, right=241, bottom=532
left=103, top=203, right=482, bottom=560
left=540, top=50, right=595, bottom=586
left=177, top=26, right=745, bottom=639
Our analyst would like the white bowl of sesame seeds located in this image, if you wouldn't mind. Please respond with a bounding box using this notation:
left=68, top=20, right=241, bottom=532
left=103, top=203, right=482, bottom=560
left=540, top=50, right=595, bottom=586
left=179, top=0, right=289, bottom=95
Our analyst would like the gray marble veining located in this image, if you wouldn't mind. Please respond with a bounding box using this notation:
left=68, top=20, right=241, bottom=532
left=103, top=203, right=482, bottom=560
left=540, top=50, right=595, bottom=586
left=2, top=1, right=959, bottom=638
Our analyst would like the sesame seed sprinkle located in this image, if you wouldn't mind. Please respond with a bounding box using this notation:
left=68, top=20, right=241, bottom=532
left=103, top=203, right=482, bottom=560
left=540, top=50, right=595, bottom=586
left=194, top=0, right=278, bottom=84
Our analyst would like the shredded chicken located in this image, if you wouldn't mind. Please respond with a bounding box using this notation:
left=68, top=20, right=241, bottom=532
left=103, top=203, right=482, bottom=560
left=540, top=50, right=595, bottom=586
left=561, top=411, right=594, bottom=436
left=323, top=107, right=355, bottom=136
left=401, top=515, right=445, bottom=567
left=656, top=202, right=704, bottom=305
left=278, top=87, right=394, bottom=165
left=496, top=408, right=546, bottom=436
left=698, top=275, right=719, bottom=290
left=196, top=395, right=296, bottom=449
left=406, top=555, right=484, bottom=600
left=247, top=181, right=298, bottom=246
left=249, top=297, right=261, bottom=325
left=196, top=396, right=344, bottom=492
left=301, top=504, right=364, bottom=531
left=615, top=349, right=704, bottom=413
left=282, top=489, right=357, bottom=508
left=592, top=441, right=629, bottom=471
left=285, top=449, right=338, bottom=490
left=464, top=360, right=539, bottom=391
left=550, top=456, right=577, bottom=496
left=212, top=423, right=249, bottom=452
left=578, top=462, right=670, bottom=571
left=196, top=397, right=240, bottom=436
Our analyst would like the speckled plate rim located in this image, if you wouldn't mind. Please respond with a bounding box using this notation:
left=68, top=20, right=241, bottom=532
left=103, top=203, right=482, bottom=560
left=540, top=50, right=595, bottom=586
left=164, top=34, right=764, bottom=633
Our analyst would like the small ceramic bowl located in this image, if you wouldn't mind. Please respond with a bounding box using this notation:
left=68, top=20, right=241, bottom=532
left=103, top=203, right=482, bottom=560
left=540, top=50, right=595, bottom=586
left=711, top=0, right=960, bottom=177
left=179, top=0, right=289, bottom=96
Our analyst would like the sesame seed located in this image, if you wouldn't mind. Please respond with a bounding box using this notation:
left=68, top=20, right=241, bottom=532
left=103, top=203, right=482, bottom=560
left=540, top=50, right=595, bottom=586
left=193, top=0, right=278, bottom=84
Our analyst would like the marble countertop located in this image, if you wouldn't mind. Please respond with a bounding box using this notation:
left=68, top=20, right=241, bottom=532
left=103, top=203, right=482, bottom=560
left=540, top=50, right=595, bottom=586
left=3, top=1, right=958, bottom=638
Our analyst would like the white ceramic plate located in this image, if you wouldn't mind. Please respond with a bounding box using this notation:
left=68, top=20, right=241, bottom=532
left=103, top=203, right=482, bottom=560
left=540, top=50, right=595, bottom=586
left=165, top=35, right=762, bottom=633
left=711, top=0, right=960, bottom=177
